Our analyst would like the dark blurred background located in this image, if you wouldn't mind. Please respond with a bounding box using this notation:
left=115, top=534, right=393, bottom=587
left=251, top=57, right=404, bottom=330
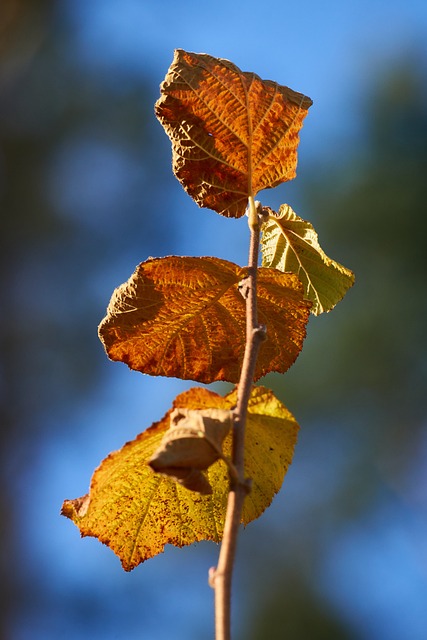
left=1, top=1, right=427, bottom=638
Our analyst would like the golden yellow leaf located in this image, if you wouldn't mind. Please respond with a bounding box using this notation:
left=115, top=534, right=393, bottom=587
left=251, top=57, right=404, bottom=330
left=261, top=204, right=355, bottom=314
left=98, top=256, right=311, bottom=383
left=155, top=49, right=312, bottom=218
left=61, top=386, right=299, bottom=570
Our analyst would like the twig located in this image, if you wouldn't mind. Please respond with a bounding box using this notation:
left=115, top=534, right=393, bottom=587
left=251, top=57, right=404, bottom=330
left=212, top=198, right=266, bottom=640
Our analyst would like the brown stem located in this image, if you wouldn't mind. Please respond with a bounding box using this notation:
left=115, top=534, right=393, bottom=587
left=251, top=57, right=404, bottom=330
left=212, top=200, right=265, bottom=640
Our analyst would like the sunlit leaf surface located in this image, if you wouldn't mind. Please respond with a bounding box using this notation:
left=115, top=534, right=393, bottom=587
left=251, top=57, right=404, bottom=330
left=261, top=204, right=355, bottom=314
left=98, top=256, right=311, bottom=383
left=155, top=49, right=312, bottom=217
left=62, top=386, right=299, bottom=570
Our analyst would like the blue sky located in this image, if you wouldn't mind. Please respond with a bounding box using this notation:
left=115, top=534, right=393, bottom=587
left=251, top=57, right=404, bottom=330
left=63, top=0, right=427, bottom=152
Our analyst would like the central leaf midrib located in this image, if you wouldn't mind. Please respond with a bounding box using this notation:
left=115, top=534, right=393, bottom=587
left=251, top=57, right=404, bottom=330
left=244, top=75, right=254, bottom=198
left=176, top=65, right=249, bottom=170
left=275, top=222, right=321, bottom=305
left=152, top=276, right=243, bottom=375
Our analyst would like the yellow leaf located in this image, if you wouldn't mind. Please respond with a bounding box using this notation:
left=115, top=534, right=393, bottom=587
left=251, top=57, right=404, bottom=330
left=155, top=49, right=312, bottom=218
left=98, top=256, right=311, bottom=383
left=61, top=386, right=299, bottom=571
left=261, top=204, right=355, bottom=314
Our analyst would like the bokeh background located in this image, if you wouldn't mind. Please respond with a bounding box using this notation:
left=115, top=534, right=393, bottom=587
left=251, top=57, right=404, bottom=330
left=1, top=1, right=427, bottom=638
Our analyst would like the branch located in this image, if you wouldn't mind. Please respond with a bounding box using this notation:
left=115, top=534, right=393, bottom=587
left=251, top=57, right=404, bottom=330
left=211, top=198, right=266, bottom=640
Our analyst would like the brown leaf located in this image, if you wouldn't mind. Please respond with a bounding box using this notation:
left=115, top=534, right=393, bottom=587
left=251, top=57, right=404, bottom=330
left=155, top=49, right=312, bottom=218
left=98, top=256, right=311, bottom=383
left=62, top=386, right=299, bottom=570
left=148, top=408, right=233, bottom=494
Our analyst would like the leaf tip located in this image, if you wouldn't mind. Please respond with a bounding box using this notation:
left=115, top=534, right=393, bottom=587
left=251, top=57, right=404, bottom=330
left=61, top=494, right=90, bottom=521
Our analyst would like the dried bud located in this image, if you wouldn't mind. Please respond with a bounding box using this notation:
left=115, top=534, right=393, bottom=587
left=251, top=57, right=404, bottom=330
left=148, top=408, right=232, bottom=494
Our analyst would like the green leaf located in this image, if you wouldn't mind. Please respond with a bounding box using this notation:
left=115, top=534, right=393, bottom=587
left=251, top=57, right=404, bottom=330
left=61, top=386, right=299, bottom=571
left=261, top=204, right=355, bottom=314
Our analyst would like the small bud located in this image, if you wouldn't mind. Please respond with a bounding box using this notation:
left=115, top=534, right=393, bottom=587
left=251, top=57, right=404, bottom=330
left=238, top=276, right=251, bottom=300
left=208, top=566, right=217, bottom=588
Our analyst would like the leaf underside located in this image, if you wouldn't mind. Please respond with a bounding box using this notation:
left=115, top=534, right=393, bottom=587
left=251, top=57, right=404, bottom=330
left=61, top=386, right=299, bottom=571
left=155, top=49, right=312, bottom=218
left=98, top=255, right=311, bottom=383
left=261, top=204, right=355, bottom=314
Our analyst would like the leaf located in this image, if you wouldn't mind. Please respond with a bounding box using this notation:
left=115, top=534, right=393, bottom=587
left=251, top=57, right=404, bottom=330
left=61, top=386, right=299, bottom=570
left=148, top=408, right=233, bottom=495
left=98, top=256, right=311, bottom=383
left=155, top=49, right=312, bottom=218
left=261, top=204, right=355, bottom=314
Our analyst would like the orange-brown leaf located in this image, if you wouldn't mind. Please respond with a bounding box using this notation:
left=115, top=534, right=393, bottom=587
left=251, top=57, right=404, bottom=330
left=61, top=386, right=299, bottom=570
left=98, top=256, right=311, bottom=383
left=155, top=49, right=312, bottom=218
